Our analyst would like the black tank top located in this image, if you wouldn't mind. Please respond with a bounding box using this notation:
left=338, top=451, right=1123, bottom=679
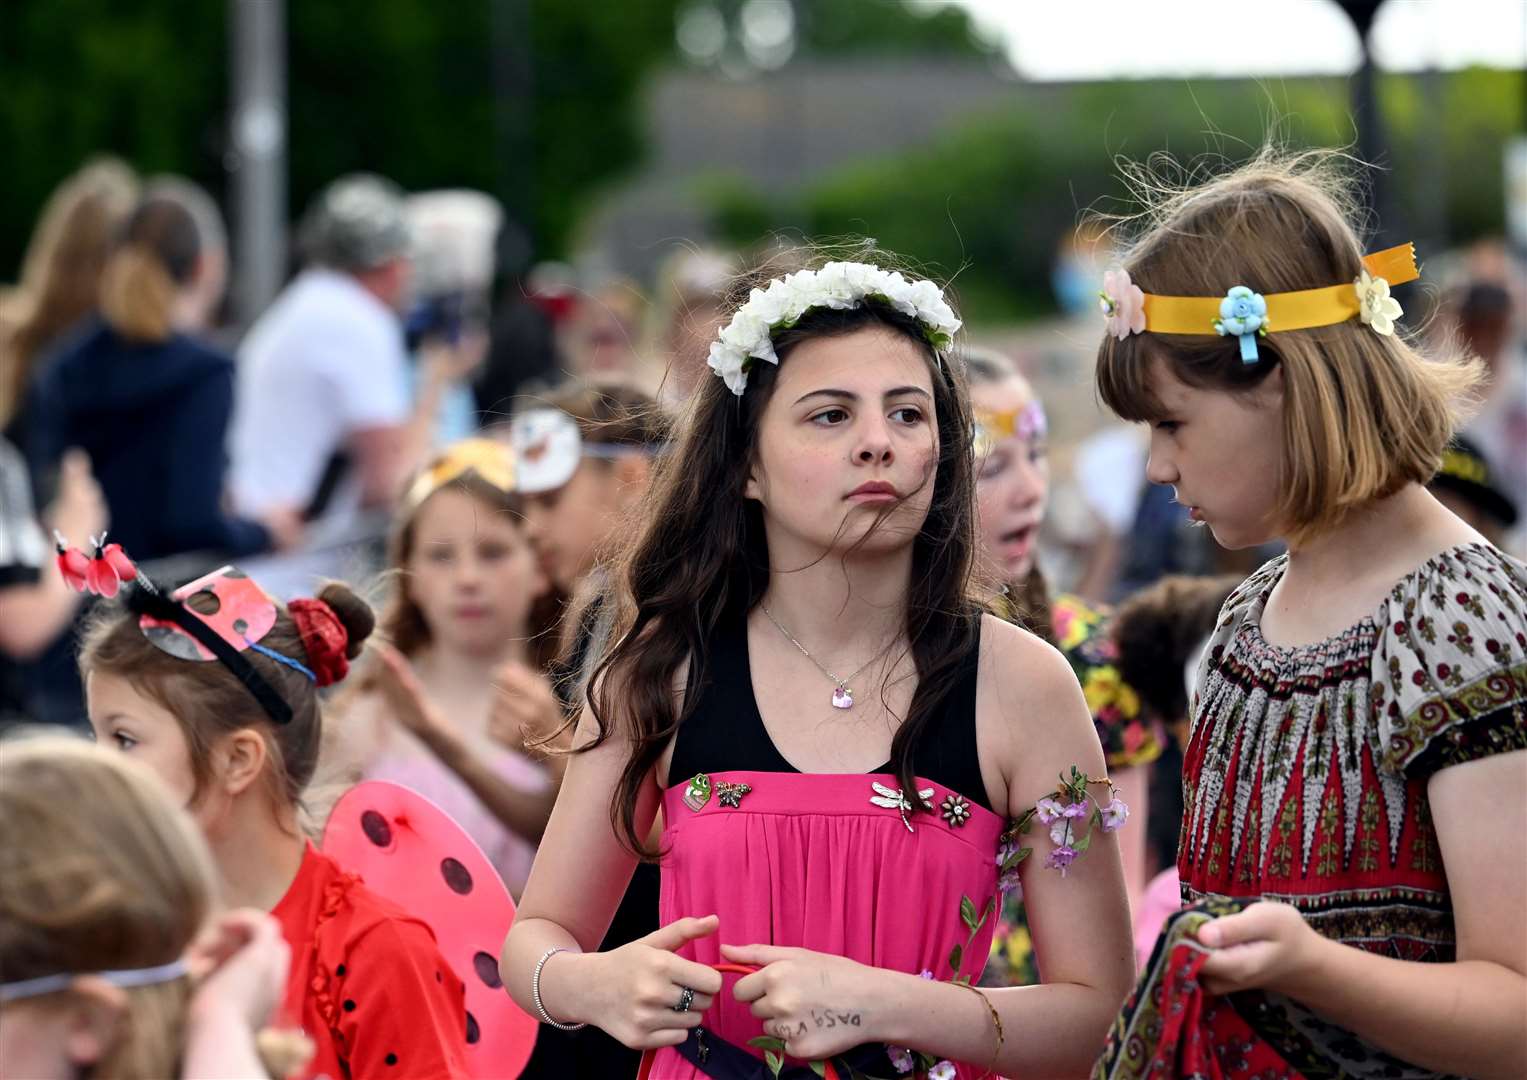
left=667, top=609, right=993, bottom=814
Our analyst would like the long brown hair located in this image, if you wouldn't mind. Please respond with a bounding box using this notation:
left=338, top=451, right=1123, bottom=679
left=0, top=159, right=138, bottom=425
left=0, top=735, right=215, bottom=1079
left=587, top=252, right=981, bottom=855
left=80, top=581, right=376, bottom=811
left=1094, top=148, right=1482, bottom=546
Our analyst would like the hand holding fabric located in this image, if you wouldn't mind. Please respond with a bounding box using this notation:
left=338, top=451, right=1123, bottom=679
left=1196, top=899, right=1323, bottom=996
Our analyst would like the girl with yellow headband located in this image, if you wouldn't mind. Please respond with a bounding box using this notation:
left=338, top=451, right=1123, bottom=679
left=325, top=438, right=559, bottom=898
left=1092, top=149, right=1525, bottom=1080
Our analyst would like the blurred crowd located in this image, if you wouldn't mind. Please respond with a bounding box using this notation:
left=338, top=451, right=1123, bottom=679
left=0, top=155, right=1522, bottom=1080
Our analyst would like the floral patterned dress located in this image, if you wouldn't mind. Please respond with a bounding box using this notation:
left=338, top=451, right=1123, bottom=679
left=984, top=593, right=1163, bottom=987
left=1096, top=542, right=1527, bottom=1079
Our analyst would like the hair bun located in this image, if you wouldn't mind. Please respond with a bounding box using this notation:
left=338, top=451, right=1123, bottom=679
left=315, top=582, right=375, bottom=660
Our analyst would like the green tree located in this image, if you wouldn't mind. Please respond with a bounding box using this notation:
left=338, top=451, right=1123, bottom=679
left=0, top=0, right=689, bottom=275
left=700, top=70, right=1522, bottom=321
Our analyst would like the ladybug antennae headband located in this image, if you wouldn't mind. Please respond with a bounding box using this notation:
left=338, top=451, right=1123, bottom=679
left=126, top=575, right=299, bottom=726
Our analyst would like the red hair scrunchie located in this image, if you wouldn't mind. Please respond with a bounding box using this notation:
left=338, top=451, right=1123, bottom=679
left=288, top=598, right=351, bottom=688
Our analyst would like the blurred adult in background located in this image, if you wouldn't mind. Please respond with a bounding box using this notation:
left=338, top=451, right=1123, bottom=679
left=474, top=260, right=567, bottom=426
left=0, top=444, right=103, bottom=729
left=0, top=158, right=138, bottom=452
left=1428, top=435, right=1519, bottom=548
left=646, top=246, right=734, bottom=407
left=1452, top=281, right=1527, bottom=552
left=230, top=173, right=475, bottom=598
left=403, top=189, right=500, bottom=447
left=25, top=178, right=291, bottom=562
left=562, top=276, right=644, bottom=384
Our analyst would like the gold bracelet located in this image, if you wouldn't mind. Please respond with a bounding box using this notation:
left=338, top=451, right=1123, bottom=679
left=953, top=980, right=1004, bottom=1079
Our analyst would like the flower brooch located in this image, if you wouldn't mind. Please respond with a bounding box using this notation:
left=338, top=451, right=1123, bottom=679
left=682, top=773, right=751, bottom=812
left=1099, top=268, right=1146, bottom=341
left=1354, top=268, right=1402, bottom=336
left=1213, top=285, right=1269, bottom=363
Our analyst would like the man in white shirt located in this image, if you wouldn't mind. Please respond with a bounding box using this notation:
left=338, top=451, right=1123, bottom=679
left=230, top=174, right=416, bottom=597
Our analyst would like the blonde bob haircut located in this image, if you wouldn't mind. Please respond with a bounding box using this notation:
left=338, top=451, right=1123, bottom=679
left=1095, top=148, right=1482, bottom=547
left=0, top=735, right=217, bottom=1079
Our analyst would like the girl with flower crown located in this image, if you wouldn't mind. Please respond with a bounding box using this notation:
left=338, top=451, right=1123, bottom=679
left=1091, top=151, right=1526, bottom=1079
left=503, top=252, right=1135, bottom=1079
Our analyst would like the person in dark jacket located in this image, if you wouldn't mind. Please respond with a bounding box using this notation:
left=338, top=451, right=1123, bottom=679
left=25, top=177, right=301, bottom=562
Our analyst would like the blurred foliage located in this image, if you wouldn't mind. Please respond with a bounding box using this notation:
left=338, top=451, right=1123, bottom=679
left=0, top=0, right=686, bottom=274
left=0, top=0, right=987, bottom=279
left=790, top=0, right=991, bottom=58
left=700, top=70, right=1525, bottom=322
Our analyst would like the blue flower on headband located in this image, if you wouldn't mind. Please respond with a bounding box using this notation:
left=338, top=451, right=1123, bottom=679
left=1213, top=286, right=1268, bottom=363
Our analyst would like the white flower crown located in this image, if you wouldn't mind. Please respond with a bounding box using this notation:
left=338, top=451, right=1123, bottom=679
left=706, top=261, right=962, bottom=396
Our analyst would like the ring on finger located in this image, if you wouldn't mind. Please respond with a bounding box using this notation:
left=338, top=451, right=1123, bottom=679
left=673, top=986, right=695, bottom=1013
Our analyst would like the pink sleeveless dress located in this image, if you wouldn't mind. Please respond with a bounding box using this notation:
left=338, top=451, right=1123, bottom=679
left=650, top=613, right=1005, bottom=1080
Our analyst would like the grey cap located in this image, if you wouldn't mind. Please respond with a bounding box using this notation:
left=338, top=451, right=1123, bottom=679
left=297, top=173, right=411, bottom=272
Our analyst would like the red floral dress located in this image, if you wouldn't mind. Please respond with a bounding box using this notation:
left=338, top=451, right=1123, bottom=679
left=272, top=842, right=472, bottom=1080
left=1096, top=543, right=1527, bottom=1079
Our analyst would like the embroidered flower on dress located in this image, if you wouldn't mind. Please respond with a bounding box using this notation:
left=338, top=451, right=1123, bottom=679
left=1354, top=269, right=1403, bottom=336
left=1099, top=268, right=1146, bottom=340
left=940, top=793, right=972, bottom=827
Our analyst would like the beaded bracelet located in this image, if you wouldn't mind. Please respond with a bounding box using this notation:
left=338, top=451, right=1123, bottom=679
left=532, top=946, right=587, bottom=1031
left=953, top=980, right=1004, bottom=1079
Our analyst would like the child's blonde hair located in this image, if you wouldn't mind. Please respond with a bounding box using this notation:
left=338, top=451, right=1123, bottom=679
left=1094, top=148, right=1482, bottom=546
left=0, top=735, right=216, bottom=1079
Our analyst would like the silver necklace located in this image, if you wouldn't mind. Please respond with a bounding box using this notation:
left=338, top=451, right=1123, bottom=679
left=761, top=605, right=881, bottom=710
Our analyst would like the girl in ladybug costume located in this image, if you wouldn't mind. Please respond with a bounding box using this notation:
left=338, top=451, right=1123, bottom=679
left=68, top=541, right=472, bottom=1080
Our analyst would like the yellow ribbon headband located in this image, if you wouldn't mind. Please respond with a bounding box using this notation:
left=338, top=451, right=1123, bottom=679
left=1100, top=243, right=1419, bottom=363
left=402, top=438, right=516, bottom=513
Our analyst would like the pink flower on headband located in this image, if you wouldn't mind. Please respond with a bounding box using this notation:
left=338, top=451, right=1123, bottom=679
left=1099, top=268, right=1146, bottom=340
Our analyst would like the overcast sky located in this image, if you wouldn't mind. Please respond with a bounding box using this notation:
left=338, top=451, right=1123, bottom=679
left=916, top=0, right=1527, bottom=80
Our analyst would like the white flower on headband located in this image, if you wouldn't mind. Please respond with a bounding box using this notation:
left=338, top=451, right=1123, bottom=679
left=1354, top=269, right=1402, bottom=337
left=706, top=261, right=962, bottom=396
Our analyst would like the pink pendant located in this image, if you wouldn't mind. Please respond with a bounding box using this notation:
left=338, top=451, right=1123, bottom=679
left=832, top=687, right=853, bottom=710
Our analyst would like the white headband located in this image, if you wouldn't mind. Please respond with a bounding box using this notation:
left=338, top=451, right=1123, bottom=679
left=0, top=957, right=191, bottom=1003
